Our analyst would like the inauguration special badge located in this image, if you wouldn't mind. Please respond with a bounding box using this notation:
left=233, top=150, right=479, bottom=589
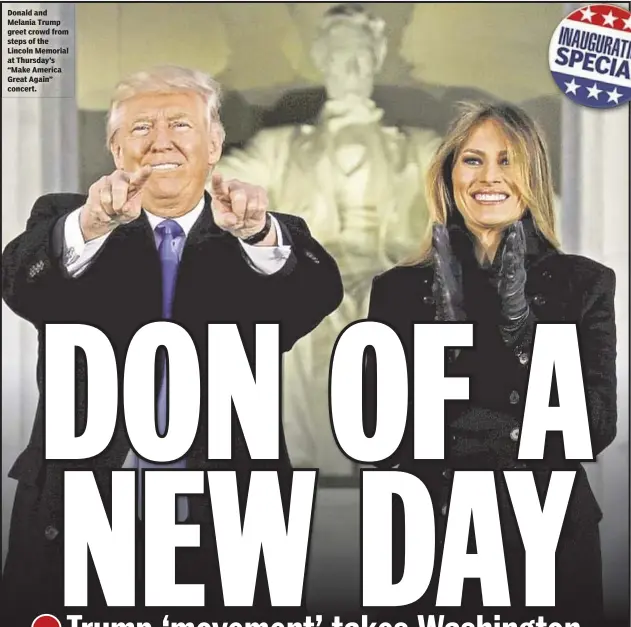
left=549, top=3, right=631, bottom=108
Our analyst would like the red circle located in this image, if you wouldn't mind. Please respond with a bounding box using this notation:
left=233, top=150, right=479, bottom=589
left=32, top=615, right=61, bottom=627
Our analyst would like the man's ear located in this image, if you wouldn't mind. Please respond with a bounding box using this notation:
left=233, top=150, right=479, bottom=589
left=208, top=124, right=224, bottom=167
left=110, top=139, right=124, bottom=170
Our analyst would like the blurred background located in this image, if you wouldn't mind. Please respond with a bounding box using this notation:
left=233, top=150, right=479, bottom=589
left=2, top=1, right=628, bottom=619
left=74, top=3, right=566, bottom=187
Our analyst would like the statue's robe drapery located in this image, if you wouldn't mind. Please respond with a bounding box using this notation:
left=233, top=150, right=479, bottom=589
left=215, top=100, right=442, bottom=474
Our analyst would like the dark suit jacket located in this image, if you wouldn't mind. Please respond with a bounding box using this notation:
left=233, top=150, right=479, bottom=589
left=1, top=191, right=343, bottom=621
left=365, top=216, right=617, bottom=620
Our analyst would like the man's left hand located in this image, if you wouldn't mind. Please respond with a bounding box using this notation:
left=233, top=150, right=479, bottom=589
left=210, top=172, right=274, bottom=243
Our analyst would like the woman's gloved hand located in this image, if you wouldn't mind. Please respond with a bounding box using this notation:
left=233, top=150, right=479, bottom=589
left=495, top=221, right=530, bottom=343
left=432, top=224, right=465, bottom=322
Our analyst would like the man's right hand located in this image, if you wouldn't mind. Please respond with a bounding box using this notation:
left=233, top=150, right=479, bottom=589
left=79, top=166, right=152, bottom=241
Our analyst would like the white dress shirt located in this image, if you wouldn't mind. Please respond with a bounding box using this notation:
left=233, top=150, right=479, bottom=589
left=62, top=195, right=292, bottom=277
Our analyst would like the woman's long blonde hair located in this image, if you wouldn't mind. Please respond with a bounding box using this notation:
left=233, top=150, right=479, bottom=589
left=408, top=101, right=560, bottom=265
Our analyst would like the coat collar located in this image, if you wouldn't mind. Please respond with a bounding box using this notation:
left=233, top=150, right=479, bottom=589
left=446, top=210, right=557, bottom=271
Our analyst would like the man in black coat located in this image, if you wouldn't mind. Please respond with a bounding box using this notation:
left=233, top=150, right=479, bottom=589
left=1, top=65, right=343, bottom=623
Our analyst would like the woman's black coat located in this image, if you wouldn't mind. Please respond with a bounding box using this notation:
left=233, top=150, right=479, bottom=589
left=365, top=216, right=617, bottom=621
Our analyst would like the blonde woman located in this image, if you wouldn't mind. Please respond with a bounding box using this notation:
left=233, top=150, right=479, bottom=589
left=366, top=102, right=617, bottom=619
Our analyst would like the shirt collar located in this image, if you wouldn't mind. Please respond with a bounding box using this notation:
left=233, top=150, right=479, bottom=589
left=143, top=195, right=205, bottom=237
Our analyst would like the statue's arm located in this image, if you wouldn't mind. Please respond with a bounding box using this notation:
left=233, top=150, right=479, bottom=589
left=215, top=128, right=293, bottom=188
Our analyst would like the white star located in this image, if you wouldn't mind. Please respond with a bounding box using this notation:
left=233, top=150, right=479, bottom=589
left=565, top=78, right=581, bottom=95
left=623, top=15, right=631, bottom=30
left=601, top=10, right=618, bottom=27
left=607, top=87, right=623, bottom=104
left=587, top=83, right=603, bottom=99
left=580, top=6, right=596, bottom=21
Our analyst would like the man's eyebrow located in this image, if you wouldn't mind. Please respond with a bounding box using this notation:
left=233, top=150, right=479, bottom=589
left=129, top=115, right=153, bottom=124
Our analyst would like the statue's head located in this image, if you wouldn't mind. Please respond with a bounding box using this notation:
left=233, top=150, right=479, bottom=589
left=311, top=4, right=387, bottom=101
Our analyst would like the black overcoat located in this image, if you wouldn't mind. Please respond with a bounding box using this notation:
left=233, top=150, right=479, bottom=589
left=365, top=215, right=617, bottom=622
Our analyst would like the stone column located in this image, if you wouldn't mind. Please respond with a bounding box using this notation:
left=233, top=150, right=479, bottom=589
left=560, top=6, right=629, bottom=614
left=1, top=2, right=78, bottom=568
left=574, top=105, right=628, bottom=620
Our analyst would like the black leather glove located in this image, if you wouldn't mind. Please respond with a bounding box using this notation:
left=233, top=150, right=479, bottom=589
left=494, top=221, right=530, bottom=343
left=432, top=224, right=466, bottom=322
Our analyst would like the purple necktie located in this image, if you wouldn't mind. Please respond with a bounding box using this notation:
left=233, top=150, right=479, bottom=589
left=137, top=219, right=188, bottom=520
